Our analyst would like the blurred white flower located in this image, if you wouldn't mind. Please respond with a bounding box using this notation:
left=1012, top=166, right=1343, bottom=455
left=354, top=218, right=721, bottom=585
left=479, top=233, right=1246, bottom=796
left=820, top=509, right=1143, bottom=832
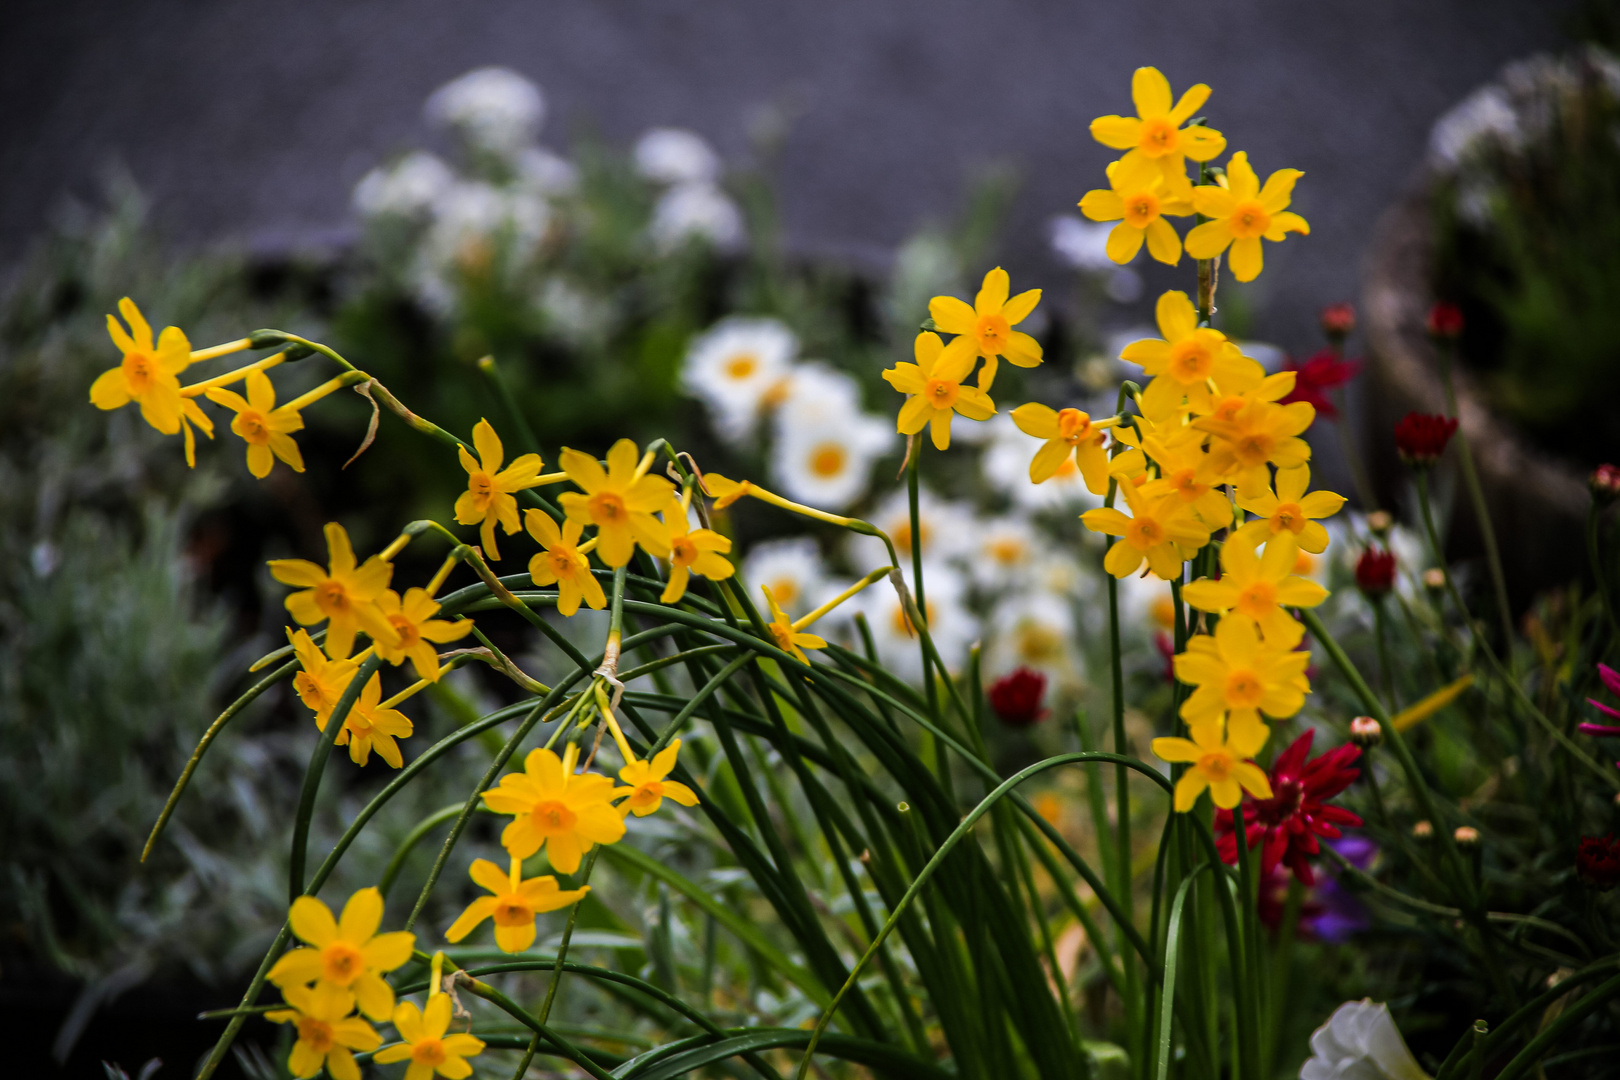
left=634, top=128, right=722, bottom=185
left=539, top=278, right=612, bottom=346
left=966, top=516, right=1043, bottom=592
left=741, top=538, right=828, bottom=620
left=517, top=147, right=579, bottom=198
left=412, top=181, right=550, bottom=313
left=772, top=362, right=862, bottom=433
left=772, top=417, right=893, bottom=511
left=1429, top=85, right=1519, bottom=169
left=1301, top=1000, right=1429, bottom=1080
left=1049, top=214, right=1141, bottom=302
left=981, top=414, right=1102, bottom=514
left=1115, top=569, right=1178, bottom=637
left=426, top=67, right=546, bottom=159
left=681, top=317, right=797, bottom=445
left=848, top=488, right=978, bottom=571
left=986, top=592, right=1082, bottom=686
left=1031, top=551, right=1093, bottom=601
left=353, top=150, right=454, bottom=220
left=651, top=182, right=745, bottom=252
left=837, top=565, right=977, bottom=684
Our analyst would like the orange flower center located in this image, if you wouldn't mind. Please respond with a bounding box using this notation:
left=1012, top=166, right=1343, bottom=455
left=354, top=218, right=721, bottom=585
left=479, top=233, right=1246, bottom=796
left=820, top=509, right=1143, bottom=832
left=893, top=520, right=930, bottom=556
left=589, top=491, right=627, bottom=524
left=808, top=443, right=846, bottom=477
left=1235, top=433, right=1274, bottom=465
left=629, top=781, right=664, bottom=810
left=1225, top=669, right=1264, bottom=708
left=1169, top=469, right=1202, bottom=499
left=235, top=409, right=272, bottom=445
left=321, top=941, right=365, bottom=985
left=925, top=378, right=959, bottom=409
left=1236, top=580, right=1278, bottom=618
left=1197, top=751, right=1234, bottom=782
left=989, top=538, right=1025, bottom=565
left=1271, top=503, right=1304, bottom=533
left=975, top=313, right=1010, bottom=350
left=671, top=536, right=698, bottom=567
left=770, top=622, right=797, bottom=652
left=411, top=1039, right=449, bottom=1067
left=1151, top=597, right=1176, bottom=630
left=1210, top=395, right=1246, bottom=422
left=724, top=354, right=758, bottom=380
left=1016, top=623, right=1063, bottom=664
left=317, top=580, right=352, bottom=617
left=768, top=578, right=799, bottom=607
left=1139, top=117, right=1179, bottom=154
left=1167, top=340, right=1213, bottom=384
left=1124, top=192, right=1160, bottom=228
left=890, top=599, right=935, bottom=637
left=532, top=799, right=577, bottom=835
left=1056, top=408, right=1091, bottom=443
left=122, top=352, right=157, bottom=394
left=296, top=1016, right=336, bottom=1054
left=468, top=472, right=496, bottom=505
left=1294, top=551, right=1316, bottom=575
left=295, top=672, right=337, bottom=715
left=1229, top=200, right=1272, bottom=240
left=494, top=898, right=533, bottom=927
left=1126, top=516, right=1164, bottom=550
left=547, top=549, right=576, bottom=576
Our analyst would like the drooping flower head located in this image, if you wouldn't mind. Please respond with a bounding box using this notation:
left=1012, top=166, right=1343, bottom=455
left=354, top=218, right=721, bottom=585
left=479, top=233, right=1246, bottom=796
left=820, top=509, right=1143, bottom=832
left=1392, top=412, right=1458, bottom=467
left=1010, top=404, right=1111, bottom=493
left=988, top=667, right=1048, bottom=727
left=266, top=982, right=381, bottom=1080
left=763, top=585, right=828, bottom=665
left=1214, top=730, right=1363, bottom=885
left=1182, top=532, right=1327, bottom=642
left=375, top=993, right=487, bottom=1080
left=525, top=508, right=605, bottom=617
left=1152, top=720, right=1273, bottom=812
left=1186, top=151, right=1310, bottom=282
left=267, top=887, right=415, bottom=1020
left=289, top=626, right=359, bottom=726
left=927, top=267, right=1042, bottom=391
left=443, top=855, right=589, bottom=953
left=454, top=419, right=546, bottom=561
left=1280, top=350, right=1360, bottom=420
left=206, top=369, right=307, bottom=478
left=374, top=588, right=473, bottom=682
left=660, top=498, right=735, bottom=603
left=269, top=522, right=401, bottom=660
left=1234, top=464, right=1346, bottom=554
left=1301, top=1000, right=1428, bottom=1080
left=1175, top=614, right=1310, bottom=747
left=557, top=439, right=674, bottom=567
left=882, top=331, right=997, bottom=450
left=1078, top=152, right=1194, bottom=266
left=617, top=739, right=700, bottom=816
left=1081, top=478, right=1211, bottom=581
left=1089, top=67, right=1226, bottom=179
left=480, top=745, right=627, bottom=872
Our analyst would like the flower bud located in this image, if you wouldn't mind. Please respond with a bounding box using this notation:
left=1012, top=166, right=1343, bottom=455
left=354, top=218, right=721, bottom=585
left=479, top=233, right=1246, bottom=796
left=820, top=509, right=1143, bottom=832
left=1412, top=820, right=1433, bottom=839
left=1576, top=834, right=1620, bottom=889
left=1426, top=301, right=1464, bottom=339
left=987, top=667, right=1048, bottom=727
left=1356, top=548, right=1397, bottom=599
left=1590, top=464, right=1620, bottom=504
left=1349, top=716, right=1383, bottom=748
left=1453, top=826, right=1479, bottom=847
left=1422, top=567, right=1446, bottom=592
left=1320, top=302, right=1356, bottom=341
left=1365, top=510, right=1393, bottom=537
left=1394, top=412, right=1459, bottom=467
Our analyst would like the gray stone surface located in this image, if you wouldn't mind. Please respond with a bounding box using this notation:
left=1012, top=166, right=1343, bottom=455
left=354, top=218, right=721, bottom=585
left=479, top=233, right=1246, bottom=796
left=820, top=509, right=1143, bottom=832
left=2, top=0, right=1574, bottom=352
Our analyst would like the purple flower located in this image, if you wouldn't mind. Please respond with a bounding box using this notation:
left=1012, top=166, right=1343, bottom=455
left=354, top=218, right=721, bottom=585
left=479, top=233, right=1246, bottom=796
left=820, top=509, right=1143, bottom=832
left=1580, top=663, right=1620, bottom=742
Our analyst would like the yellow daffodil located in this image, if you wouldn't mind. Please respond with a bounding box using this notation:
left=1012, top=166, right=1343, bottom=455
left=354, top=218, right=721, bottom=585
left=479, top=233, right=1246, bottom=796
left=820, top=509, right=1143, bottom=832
left=1089, top=67, right=1226, bottom=179
left=763, top=585, right=827, bottom=664
left=1123, top=290, right=1263, bottom=420
left=1078, top=152, right=1194, bottom=265
left=1194, top=397, right=1315, bottom=494
left=267, top=982, right=381, bottom=1080
left=375, top=993, right=487, bottom=1080
left=374, top=588, right=473, bottom=682
left=1185, top=151, right=1309, bottom=282
left=454, top=419, right=545, bottom=561
left=269, top=522, right=400, bottom=660
left=480, top=745, right=627, bottom=872
left=1199, top=369, right=1298, bottom=425
left=1175, top=615, right=1309, bottom=745
left=1152, top=721, right=1273, bottom=812
left=1234, top=464, right=1345, bottom=553
left=1081, top=479, right=1211, bottom=580
left=525, top=509, right=605, bottom=617
left=1134, top=426, right=1236, bottom=530
left=205, top=369, right=306, bottom=478
left=288, top=627, right=359, bottom=726
left=443, top=855, right=589, bottom=953
left=617, top=739, right=700, bottom=816
left=333, top=672, right=414, bottom=768
left=1182, top=532, right=1327, bottom=642
left=557, top=439, right=674, bottom=568
left=927, top=267, right=1042, bottom=391
left=267, top=886, right=415, bottom=1020
left=700, top=473, right=754, bottom=510
left=660, top=499, right=735, bottom=603
left=90, top=298, right=191, bottom=435
left=882, top=331, right=996, bottom=450
left=1010, top=404, right=1113, bottom=493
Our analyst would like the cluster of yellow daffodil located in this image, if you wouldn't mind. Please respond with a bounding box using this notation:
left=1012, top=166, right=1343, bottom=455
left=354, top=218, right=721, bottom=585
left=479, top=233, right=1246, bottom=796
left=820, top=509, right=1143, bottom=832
left=1079, top=66, right=1309, bottom=279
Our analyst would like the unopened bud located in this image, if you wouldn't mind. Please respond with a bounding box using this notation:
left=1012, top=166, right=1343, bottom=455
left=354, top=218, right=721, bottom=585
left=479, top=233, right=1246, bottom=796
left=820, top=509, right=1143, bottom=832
left=1365, top=510, right=1393, bottom=537
left=1454, top=826, right=1480, bottom=847
left=1591, top=464, right=1620, bottom=504
left=1426, top=301, right=1464, bottom=339
left=1422, top=568, right=1446, bottom=592
left=1349, top=716, right=1383, bottom=748
left=1412, top=820, right=1433, bottom=839
left=1320, top=302, right=1356, bottom=340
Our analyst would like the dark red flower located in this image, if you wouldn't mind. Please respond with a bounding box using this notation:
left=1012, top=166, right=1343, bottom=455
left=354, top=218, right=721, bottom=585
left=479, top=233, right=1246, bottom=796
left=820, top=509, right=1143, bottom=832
left=988, top=667, right=1047, bottom=727
left=1591, top=464, right=1620, bottom=503
left=1153, top=630, right=1175, bottom=684
left=1426, top=301, right=1464, bottom=339
left=1280, top=349, right=1362, bottom=420
left=1576, top=834, right=1620, bottom=889
left=1393, top=411, right=1458, bottom=466
left=1214, top=730, right=1363, bottom=886
left=1355, top=547, right=1397, bottom=598
left=1320, top=302, right=1356, bottom=339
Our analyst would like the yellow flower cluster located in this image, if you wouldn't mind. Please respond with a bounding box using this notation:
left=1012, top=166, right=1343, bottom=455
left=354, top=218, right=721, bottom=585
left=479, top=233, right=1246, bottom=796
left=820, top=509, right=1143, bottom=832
left=1081, top=67, right=1308, bottom=279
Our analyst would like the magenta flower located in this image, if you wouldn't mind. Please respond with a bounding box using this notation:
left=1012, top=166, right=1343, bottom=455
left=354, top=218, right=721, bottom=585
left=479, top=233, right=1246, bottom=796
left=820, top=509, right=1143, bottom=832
left=1580, top=663, right=1620, bottom=745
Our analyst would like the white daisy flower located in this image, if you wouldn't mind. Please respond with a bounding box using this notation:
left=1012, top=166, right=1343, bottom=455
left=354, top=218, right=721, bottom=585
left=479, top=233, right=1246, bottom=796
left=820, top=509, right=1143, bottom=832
left=517, top=147, right=578, bottom=198
left=1031, top=551, right=1094, bottom=601
left=772, top=418, right=892, bottom=511
left=986, top=592, right=1082, bottom=687
left=651, top=181, right=745, bottom=252
left=981, top=414, right=1103, bottom=513
left=353, top=151, right=454, bottom=221
left=634, top=128, right=722, bottom=185
left=413, top=182, right=549, bottom=313
left=741, top=538, right=828, bottom=620
left=681, top=317, right=797, bottom=445
left=772, top=362, right=863, bottom=434
left=966, top=516, right=1043, bottom=592
left=847, top=487, right=978, bottom=572
left=426, top=68, right=546, bottom=159
left=1301, top=1000, right=1429, bottom=1080
left=836, top=565, right=977, bottom=685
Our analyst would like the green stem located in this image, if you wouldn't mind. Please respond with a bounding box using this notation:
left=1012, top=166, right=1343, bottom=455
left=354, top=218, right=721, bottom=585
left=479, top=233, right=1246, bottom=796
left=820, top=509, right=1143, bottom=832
left=289, top=654, right=383, bottom=902
left=476, top=354, right=542, bottom=457
left=1373, top=600, right=1399, bottom=711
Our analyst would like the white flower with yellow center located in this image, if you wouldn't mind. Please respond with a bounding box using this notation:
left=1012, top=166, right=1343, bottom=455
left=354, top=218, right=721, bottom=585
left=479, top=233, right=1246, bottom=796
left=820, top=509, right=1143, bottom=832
left=981, top=414, right=1104, bottom=513
left=968, top=517, right=1044, bottom=592
left=836, top=565, right=978, bottom=685
left=681, top=317, right=796, bottom=445
left=741, top=538, right=828, bottom=620
left=986, top=592, right=1082, bottom=687
left=772, top=364, right=891, bottom=509
left=847, top=488, right=978, bottom=571
left=651, top=182, right=744, bottom=252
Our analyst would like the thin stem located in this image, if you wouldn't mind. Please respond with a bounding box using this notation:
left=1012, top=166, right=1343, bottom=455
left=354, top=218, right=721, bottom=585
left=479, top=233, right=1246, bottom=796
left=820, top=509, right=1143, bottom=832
left=1373, top=600, right=1399, bottom=711
left=289, top=654, right=383, bottom=902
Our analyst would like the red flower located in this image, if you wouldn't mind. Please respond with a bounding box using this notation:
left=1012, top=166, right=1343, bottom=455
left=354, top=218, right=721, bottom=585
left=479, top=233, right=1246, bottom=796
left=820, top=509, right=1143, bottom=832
left=1393, top=411, right=1458, bottom=466
left=1280, top=349, right=1361, bottom=420
left=988, top=667, right=1048, bottom=727
left=1214, top=730, right=1362, bottom=885
left=1591, top=464, right=1620, bottom=502
left=1580, top=662, right=1620, bottom=741
left=1576, top=834, right=1620, bottom=889
left=1319, top=302, right=1356, bottom=339
left=1355, top=547, right=1397, bottom=598
left=1426, top=301, right=1464, bottom=339
left=1153, top=630, right=1176, bottom=684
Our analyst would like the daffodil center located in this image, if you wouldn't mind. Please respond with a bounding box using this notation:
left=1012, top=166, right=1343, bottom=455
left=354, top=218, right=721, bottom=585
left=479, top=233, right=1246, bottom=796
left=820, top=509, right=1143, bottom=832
left=1127, top=516, right=1165, bottom=550
left=1272, top=503, right=1304, bottom=532
left=468, top=472, right=496, bottom=503
left=1197, top=751, right=1234, bottom=782
left=630, top=781, right=664, bottom=808
left=1225, top=669, right=1264, bottom=708
left=317, top=580, right=352, bottom=616
left=411, top=1039, right=449, bottom=1067
left=1237, top=581, right=1278, bottom=617
left=387, top=615, right=420, bottom=649
left=494, top=898, right=533, bottom=927
left=1168, top=340, right=1214, bottom=384
left=769, top=579, right=799, bottom=607
left=1210, top=395, right=1246, bottom=422
left=1056, top=408, right=1091, bottom=443
left=321, top=941, right=365, bottom=985
left=723, top=354, right=758, bottom=380
left=532, top=799, right=577, bottom=835
left=589, top=491, right=627, bottom=524
left=1139, top=118, right=1179, bottom=155
left=1229, top=200, right=1272, bottom=239
left=770, top=622, right=797, bottom=651
left=925, top=378, right=959, bottom=409
left=235, top=410, right=272, bottom=444
left=1294, top=552, right=1316, bottom=576
left=548, top=549, right=576, bottom=576
left=670, top=536, right=698, bottom=566
left=1235, top=433, right=1274, bottom=464
left=975, top=313, right=1010, bottom=349
left=122, top=352, right=157, bottom=393
left=1169, top=470, right=1202, bottom=498
left=296, top=1016, right=336, bottom=1053
left=809, top=443, right=847, bottom=477
left=1124, top=193, right=1160, bottom=227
